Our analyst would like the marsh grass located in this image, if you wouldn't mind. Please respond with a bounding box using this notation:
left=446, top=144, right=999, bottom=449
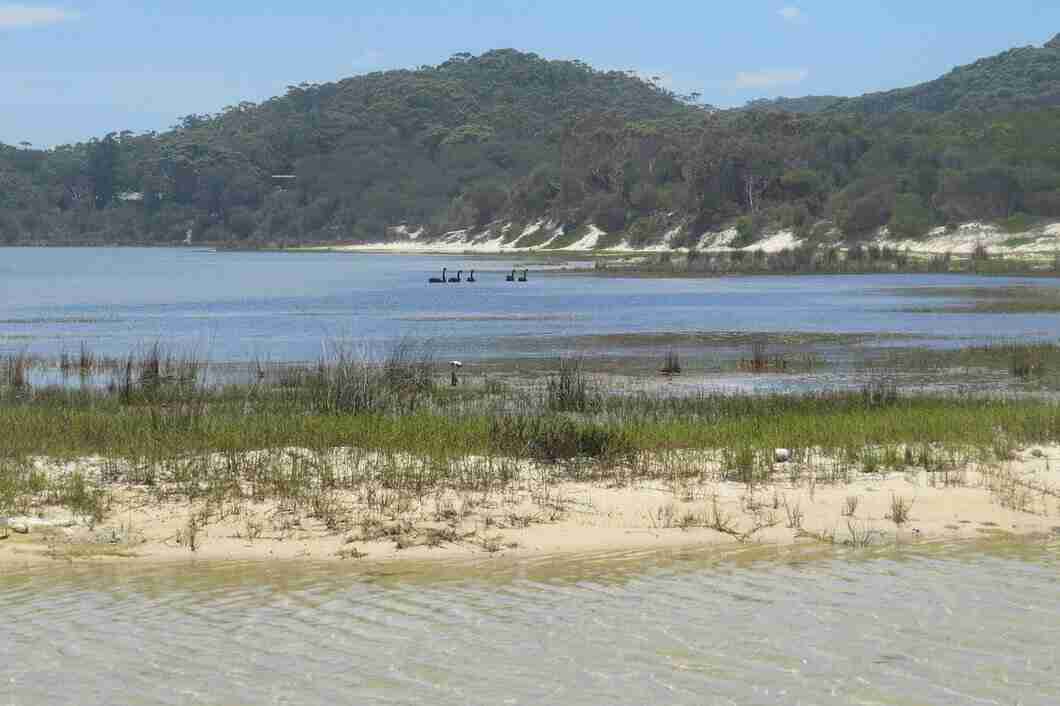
left=887, top=494, right=915, bottom=527
left=181, top=515, right=200, bottom=552
left=2, top=351, right=28, bottom=391
left=861, top=376, right=899, bottom=407
left=707, top=495, right=739, bottom=536
left=874, top=341, right=1060, bottom=388
left=842, top=495, right=860, bottom=517
left=844, top=519, right=880, bottom=548
left=545, top=357, right=599, bottom=412
left=783, top=496, right=804, bottom=529
left=739, top=341, right=790, bottom=373
left=1011, top=346, right=1047, bottom=380
left=5, top=342, right=1060, bottom=537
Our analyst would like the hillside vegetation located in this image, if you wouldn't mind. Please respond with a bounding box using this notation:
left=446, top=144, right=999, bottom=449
left=742, top=96, right=844, bottom=114
left=4, top=40, right=1060, bottom=248
left=832, top=34, right=1060, bottom=116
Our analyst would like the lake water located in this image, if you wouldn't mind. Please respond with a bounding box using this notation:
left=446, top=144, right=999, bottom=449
left=3, top=248, right=1059, bottom=703
left=1, top=541, right=1058, bottom=705
left=2, top=247, right=1060, bottom=364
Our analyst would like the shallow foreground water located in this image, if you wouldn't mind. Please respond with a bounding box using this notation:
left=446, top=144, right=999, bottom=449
left=3, top=247, right=1060, bottom=362
left=2, top=541, right=1058, bottom=705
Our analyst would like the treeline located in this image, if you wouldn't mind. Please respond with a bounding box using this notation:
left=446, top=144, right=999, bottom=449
left=4, top=42, right=1060, bottom=246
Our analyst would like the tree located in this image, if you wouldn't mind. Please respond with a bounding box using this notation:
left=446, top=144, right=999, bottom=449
left=890, top=193, right=933, bottom=237
left=86, top=133, right=121, bottom=209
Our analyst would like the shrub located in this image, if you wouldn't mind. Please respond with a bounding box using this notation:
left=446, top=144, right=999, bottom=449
left=488, top=415, right=635, bottom=463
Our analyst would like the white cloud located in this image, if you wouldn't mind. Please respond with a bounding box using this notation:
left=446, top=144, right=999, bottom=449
left=732, top=68, right=809, bottom=89
left=778, top=6, right=805, bottom=24
left=0, top=4, right=79, bottom=28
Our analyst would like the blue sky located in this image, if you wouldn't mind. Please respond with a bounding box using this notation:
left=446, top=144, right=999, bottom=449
left=3, top=1, right=1060, bottom=147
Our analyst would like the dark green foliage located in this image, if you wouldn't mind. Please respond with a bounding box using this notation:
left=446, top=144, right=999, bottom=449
left=0, top=50, right=692, bottom=244
left=6, top=43, right=1060, bottom=245
left=890, top=193, right=933, bottom=237
left=743, top=96, right=845, bottom=114
left=489, top=415, right=635, bottom=463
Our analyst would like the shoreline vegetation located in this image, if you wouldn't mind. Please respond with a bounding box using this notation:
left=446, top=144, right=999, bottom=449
left=586, top=245, right=1060, bottom=279
left=2, top=342, right=1060, bottom=566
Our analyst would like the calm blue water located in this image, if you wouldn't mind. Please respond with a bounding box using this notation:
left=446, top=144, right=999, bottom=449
left=2, top=247, right=1059, bottom=362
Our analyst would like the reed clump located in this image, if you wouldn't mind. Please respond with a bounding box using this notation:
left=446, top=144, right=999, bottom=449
left=887, top=494, right=915, bottom=527
left=2, top=351, right=29, bottom=391
left=1011, top=346, right=1046, bottom=381
left=660, top=350, right=682, bottom=376
left=545, top=357, right=600, bottom=413
left=296, top=341, right=437, bottom=414
left=739, top=341, right=789, bottom=373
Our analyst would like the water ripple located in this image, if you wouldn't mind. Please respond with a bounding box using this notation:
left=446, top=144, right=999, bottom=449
left=1, top=544, right=1058, bottom=705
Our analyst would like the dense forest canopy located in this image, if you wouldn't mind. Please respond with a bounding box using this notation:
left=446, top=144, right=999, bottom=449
left=4, top=40, right=1060, bottom=247
left=741, top=96, right=844, bottom=115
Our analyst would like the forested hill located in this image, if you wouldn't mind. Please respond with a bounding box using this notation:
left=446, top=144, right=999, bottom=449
left=4, top=42, right=1060, bottom=248
left=825, top=34, right=1060, bottom=116
left=0, top=49, right=703, bottom=245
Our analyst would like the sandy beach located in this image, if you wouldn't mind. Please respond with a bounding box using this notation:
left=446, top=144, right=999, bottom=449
left=4, top=444, right=1058, bottom=568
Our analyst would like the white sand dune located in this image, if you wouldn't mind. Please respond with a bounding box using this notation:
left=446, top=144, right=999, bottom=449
left=315, top=219, right=1060, bottom=258
left=875, top=222, right=1060, bottom=256
left=559, top=224, right=605, bottom=250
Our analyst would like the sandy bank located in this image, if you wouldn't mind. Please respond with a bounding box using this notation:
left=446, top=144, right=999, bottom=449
left=876, top=222, right=1060, bottom=257
left=3, top=445, right=1058, bottom=568
left=299, top=217, right=1060, bottom=263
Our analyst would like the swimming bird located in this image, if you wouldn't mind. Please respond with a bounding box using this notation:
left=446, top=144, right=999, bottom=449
left=505, top=269, right=516, bottom=282
left=448, top=270, right=463, bottom=283
left=518, top=269, right=528, bottom=282
left=466, top=270, right=476, bottom=283
left=428, top=268, right=447, bottom=284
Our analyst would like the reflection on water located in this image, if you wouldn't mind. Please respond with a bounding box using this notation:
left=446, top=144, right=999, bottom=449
left=2, top=540, right=1058, bottom=705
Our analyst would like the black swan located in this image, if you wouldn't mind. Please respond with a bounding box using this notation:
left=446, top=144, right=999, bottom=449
left=466, top=270, right=476, bottom=282
left=518, top=269, right=528, bottom=282
left=448, top=270, right=463, bottom=283
left=428, top=268, right=447, bottom=284
left=505, top=269, right=516, bottom=282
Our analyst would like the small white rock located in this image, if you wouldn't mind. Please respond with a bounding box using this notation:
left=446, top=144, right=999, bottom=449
left=774, top=448, right=792, bottom=464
